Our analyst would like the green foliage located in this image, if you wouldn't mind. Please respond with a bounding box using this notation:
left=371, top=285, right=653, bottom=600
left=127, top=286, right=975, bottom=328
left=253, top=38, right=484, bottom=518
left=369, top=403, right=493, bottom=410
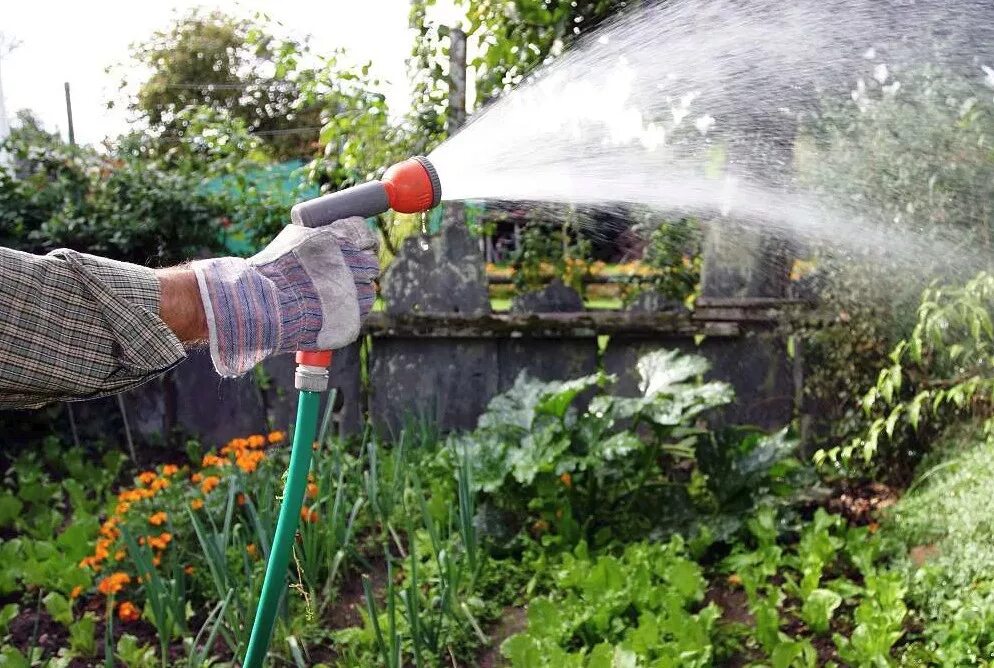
left=453, top=349, right=807, bottom=553
left=115, top=634, right=157, bottom=668
left=457, top=0, right=626, bottom=105
left=795, top=67, right=994, bottom=468
left=724, top=507, right=904, bottom=667
left=124, top=10, right=323, bottom=161
left=331, top=444, right=490, bottom=667
left=818, top=272, right=994, bottom=475
left=633, top=218, right=702, bottom=305
left=885, top=426, right=994, bottom=664
left=509, top=220, right=594, bottom=295
left=801, top=66, right=994, bottom=253
left=786, top=267, right=894, bottom=461
left=452, top=349, right=734, bottom=547
left=68, top=613, right=97, bottom=658
left=502, top=538, right=718, bottom=667
left=1, top=131, right=224, bottom=265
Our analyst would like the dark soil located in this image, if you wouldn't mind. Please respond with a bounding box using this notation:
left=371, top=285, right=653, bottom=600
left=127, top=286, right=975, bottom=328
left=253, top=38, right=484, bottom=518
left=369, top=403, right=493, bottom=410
left=825, top=480, right=899, bottom=526
left=7, top=595, right=163, bottom=667
left=307, top=555, right=391, bottom=666
left=477, top=606, right=527, bottom=668
left=706, top=580, right=753, bottom=627
left=6, top=593, right=239, bottom=667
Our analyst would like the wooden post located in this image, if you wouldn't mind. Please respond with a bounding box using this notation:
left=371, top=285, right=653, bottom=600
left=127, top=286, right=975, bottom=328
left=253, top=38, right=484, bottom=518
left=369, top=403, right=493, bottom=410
left=447, top=27, right=467, bottom=134
left=64, top=82, right=75, bottom=146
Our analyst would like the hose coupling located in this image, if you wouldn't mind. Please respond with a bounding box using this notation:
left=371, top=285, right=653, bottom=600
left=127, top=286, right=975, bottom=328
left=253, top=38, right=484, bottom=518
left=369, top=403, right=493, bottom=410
left=294, top=350, right=332, bottom=392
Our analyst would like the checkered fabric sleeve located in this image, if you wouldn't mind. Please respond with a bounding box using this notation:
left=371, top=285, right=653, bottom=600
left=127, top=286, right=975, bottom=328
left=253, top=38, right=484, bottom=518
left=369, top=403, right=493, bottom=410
left=0, top=247, right=187, bottom=409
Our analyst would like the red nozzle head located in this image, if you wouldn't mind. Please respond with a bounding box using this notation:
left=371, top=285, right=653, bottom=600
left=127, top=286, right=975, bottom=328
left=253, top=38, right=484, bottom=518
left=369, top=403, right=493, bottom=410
left=382, top=156, right=442, bottom=214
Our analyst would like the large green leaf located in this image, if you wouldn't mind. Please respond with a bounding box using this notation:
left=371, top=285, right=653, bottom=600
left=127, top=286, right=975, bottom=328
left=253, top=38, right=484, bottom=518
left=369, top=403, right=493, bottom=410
left=480, top=372, right=603, bottom=430
left=801, top=588, right=842, bottom=634
left=43, top=592, right=73, bottom=627
left=449, top=431, right=510, bottom=494
left=0, top=494, right=22, bottom=529
left=637, top=349, right=710, bottom=396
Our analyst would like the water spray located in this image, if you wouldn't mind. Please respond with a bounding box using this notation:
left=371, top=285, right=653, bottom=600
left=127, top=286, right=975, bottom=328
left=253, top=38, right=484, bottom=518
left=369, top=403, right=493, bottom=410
left=242, top=155, right=441, bottom=668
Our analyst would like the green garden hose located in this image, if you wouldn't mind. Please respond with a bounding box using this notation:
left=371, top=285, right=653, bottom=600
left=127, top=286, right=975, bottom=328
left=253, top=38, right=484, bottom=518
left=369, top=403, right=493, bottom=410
left=240, top=156, right=441, bottom=666
left=243, top=351, right=331, bottom=668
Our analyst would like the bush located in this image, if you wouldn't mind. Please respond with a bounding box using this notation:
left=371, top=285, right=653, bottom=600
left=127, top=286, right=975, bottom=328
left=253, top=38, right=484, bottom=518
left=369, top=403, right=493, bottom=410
left=633, top=218, right=702, bottom=306
left=450, top=349, right=806, bottom=549
left=2, top=133, right=225, bottom=266
left=794, top=67, right=994, bottom=468
left=819, top=272, right=994, bottom=477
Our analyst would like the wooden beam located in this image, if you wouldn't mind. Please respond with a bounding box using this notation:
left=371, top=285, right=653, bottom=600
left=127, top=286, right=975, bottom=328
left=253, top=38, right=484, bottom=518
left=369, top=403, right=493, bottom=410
left=363, top=311, right=743, bottom=339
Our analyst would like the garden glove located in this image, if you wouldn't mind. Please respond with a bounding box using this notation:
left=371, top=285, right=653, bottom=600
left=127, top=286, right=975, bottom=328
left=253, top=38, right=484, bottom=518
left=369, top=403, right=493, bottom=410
left=192, top=217, right=379, bottom=377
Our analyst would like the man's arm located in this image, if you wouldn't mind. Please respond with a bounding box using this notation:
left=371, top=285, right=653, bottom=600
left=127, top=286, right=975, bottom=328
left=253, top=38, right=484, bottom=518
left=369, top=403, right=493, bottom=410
left=157, top=268, right=208, bottom=345
left=0, top=247, right=188, bottom=409
left=0, top=218, right=378, bottom=410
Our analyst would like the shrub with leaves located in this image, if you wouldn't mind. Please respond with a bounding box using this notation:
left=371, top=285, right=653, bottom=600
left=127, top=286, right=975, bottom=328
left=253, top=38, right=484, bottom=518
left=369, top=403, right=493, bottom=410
left=1, top=133, right=224, bottom=266
left=818, top=271, right=994, bottom=477
left=451, top=349, right=805, bottom=548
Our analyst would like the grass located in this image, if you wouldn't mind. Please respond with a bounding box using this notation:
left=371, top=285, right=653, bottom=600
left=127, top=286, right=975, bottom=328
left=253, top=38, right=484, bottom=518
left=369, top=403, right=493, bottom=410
left=883, top=422, right=994, bottom=663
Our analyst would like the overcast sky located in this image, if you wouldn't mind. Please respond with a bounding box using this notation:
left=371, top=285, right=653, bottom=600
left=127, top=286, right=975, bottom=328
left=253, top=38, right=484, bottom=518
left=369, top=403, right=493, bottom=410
left=1, top=0, right=463, bottom=146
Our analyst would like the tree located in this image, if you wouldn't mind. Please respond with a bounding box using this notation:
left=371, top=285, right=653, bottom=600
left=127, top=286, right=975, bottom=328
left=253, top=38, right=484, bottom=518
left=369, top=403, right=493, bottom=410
left=125, top=10, right=323, bottom=161
left=409, top=0, right=628, bottom=125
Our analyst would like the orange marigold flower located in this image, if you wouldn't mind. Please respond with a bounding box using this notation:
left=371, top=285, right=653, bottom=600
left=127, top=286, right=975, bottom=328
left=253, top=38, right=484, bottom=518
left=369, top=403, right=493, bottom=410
left=559, top=472, right=572, bottom=488
left=247, top=435, right=266, bottom=449
left=97, top=572, right=131, bottom=596
left=148, top=512, right=168, bottom=526
left=300, top=506, right=318, bottom=523
left=115, top=502, right=131, bottom=516
left=190, top=498, right=204, bottom=511
left=235, top=450, right=264, bottom=474
left=184, top=565, right=195, bottom=576
left=201, top=454, right=227, bottom=468
left=99, top=518, right=119, bottom=539
left=149, top=478, right=170, bottom=493
left=246, top=543, right=258, bottom=558
left=306, top=483, right=318, bottom=499
left=69, top=585, right=83, bottom=600
left=147, top=532, right=173, bottom=551
left=236, top=493, right=246, bottom=507
left=230, top=437, right=250, bottom=450
left=161, top=464, right=179, bottom=476
left=137, top=471, right=157, bottom=487
left=727, top=573, right=743, bottom=587
left=151, top=555, right=162, bottom=568
left=95, top=538, right=112, bottom=560
left=267, top=431, right=285, bottom=444
left=191, top=473, right=203, bottom=484
left=117, top=601, right=140, bottom=623
left=200, top=476, right=221, bottom=494
left=114, top=550, right=126, bottom=562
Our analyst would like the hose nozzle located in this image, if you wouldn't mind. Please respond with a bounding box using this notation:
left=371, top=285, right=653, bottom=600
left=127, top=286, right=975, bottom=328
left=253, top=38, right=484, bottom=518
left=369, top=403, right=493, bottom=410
left=291, top=155, right=441, bottom=227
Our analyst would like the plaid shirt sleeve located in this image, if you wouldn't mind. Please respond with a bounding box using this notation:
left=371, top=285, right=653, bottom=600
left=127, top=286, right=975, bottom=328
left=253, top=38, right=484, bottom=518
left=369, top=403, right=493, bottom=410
left=0, top=246, right=188, bottom=409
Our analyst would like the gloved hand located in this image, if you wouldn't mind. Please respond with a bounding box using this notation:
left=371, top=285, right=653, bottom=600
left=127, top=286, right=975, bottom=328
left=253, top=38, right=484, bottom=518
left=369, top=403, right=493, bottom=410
left=192, top=217, right=379, bottom=377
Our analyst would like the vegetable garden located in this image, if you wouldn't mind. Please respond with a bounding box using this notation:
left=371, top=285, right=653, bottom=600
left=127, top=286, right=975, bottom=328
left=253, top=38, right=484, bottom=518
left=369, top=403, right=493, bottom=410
left=4, top=2, right=994, bottom=667
left=3, top=319, right=994, bottom=665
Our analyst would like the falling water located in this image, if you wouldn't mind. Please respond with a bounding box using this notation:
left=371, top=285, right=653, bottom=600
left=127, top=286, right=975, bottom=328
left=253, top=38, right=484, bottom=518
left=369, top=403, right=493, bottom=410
left=428, top=0, right=994, bottom=274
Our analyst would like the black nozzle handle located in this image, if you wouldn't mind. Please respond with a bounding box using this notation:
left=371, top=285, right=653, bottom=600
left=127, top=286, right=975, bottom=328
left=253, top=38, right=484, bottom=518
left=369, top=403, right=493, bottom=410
left=290, top=181, right=390, bottom=227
